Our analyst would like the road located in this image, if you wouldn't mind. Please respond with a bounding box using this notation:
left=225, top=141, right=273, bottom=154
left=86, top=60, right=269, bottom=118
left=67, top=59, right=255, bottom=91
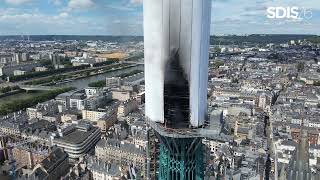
left=266, top=112, right=278, bottom=180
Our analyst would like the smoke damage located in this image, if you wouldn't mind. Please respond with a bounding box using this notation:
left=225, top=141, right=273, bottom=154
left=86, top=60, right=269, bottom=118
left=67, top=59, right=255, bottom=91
left=164, top=49, right=190, bottom=128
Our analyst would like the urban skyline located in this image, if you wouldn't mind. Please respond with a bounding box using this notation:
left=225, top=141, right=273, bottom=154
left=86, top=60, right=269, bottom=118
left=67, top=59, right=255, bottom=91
left=0, top=0, right=319, bottom=180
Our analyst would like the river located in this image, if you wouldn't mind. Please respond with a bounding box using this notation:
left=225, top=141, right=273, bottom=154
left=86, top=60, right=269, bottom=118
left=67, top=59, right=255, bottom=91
left=55, top=64, right=143, bottom=89
left=0, top=64, right=144, bottom=104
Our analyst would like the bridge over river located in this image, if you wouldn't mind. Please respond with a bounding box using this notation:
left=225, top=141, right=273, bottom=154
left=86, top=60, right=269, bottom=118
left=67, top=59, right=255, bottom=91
left=18, top=85, right=59, bottom=91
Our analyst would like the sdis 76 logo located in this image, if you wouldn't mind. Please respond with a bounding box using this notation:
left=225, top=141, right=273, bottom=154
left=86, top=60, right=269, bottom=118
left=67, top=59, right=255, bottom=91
left=267, top=7, right=312, bottom=20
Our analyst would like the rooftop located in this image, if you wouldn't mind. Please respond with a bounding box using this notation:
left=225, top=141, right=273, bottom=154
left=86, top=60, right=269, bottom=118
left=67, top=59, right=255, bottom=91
left=41, top=148, right=68, bottom=173
left=54, top=125, right=99, bottom=145
left=96, top=138, right=145, bottom=156
left=87, top=157, right=121, bottom=176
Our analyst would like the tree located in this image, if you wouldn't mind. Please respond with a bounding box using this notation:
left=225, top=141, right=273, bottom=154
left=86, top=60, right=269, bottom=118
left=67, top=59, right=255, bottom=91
left=296, top=62, right=305, bottom=72
left=211, top=60, right=224, bottom=68
left=40, top=59, right=53, bottom=66
left=0, top=86, right=20, bottom=94
left=231, top=78, right=239, bottom=83
left=0, top=87, right=74, bottom=115
left=88, top=80, right=105, bottom=88
left=214, top=46, right=221, bottom=53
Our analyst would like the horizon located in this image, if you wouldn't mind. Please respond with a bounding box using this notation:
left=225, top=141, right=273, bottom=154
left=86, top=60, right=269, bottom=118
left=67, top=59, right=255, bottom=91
left=0, top=34, right=319, bottom=37
left=0, top=0, right=319, bottom=35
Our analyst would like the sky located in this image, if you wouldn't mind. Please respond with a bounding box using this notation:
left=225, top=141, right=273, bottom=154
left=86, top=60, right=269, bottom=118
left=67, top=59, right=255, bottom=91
left=0, top=0, right=319, bottom=35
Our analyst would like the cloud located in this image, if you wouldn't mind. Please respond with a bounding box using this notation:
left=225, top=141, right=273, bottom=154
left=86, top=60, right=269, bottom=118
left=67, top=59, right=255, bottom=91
left=5, top=0, right=33, bottom=5
left=56, top=12, right=68, bottom=18
left=0, top=10, right=100, bottom=35
left=130, top=0, right=142, bottom=5
left=210, top=0, right=320, bottom=35
left=103, top=4, right=135, bottom=11
left=0, top=7, right=142, bottom=35
left=49, top=0, right=62, bottom=6
left=68, top=0, right=95, bottom=10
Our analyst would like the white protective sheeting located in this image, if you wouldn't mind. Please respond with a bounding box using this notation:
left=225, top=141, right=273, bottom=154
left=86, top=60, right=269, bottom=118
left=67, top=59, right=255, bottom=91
left=144, top=0, right=212, bottom=127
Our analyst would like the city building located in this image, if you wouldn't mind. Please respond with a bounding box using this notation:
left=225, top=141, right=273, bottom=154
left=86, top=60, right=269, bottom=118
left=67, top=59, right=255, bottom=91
left=35, top=67, right=48, bottom=72
left=60, top=114, right=78, bottom=123
left=52, top=123, right=101, bottom=159
left=87, top=158, right=122, bottom=180
left=13, top=52, right=22, bottom=63
left=111, top=89, right=131, bottom=102
left=50, top=53, right=62, bottom=69
left=30, top=147, right=69, bottom=180
left=86, top=96, right=106, bottom=111
left=95, top=138, right=146, bottom=176
left=85, top=87, right=103, bottom=97
left=286, top=130, right=313, bottom=180
left=56, top=91, right=74, bottom=108
left=13, top=70, right=26, bottom=76
left=70, top=92, right=87, bottom=111
left=12, top=144, right=49, bottom=170
left=0, top=54, right=13, bottom=64
left=21, top=53, right=29, bottom=62
left=82, top=110, right=107, bottom=122
left=106, top=77, right=121, bottom=87
left=26, top=100, right=60, bottom=121
left=96, top=108, right=118, bottom=133
left=0, top=62, right=40, bottom=76
left=122, top=72, right=144, bottom=86
left=0, top=122, right=22, bottom=136
left=136, top=91, right=145, bottom=105
left=117, top=98, right=138, bottom=118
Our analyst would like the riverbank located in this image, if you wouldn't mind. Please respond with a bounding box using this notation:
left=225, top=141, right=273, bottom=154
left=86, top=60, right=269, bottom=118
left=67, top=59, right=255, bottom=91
left=88, top=69, right=143, bottom=88
left=54, top=64, right=143, bottom=89
left=0, top=89, right=23, bottom=99
left=56, top=64, right=137, bottom=85
left=0, top=87, right=74, bottom=115
left=0, top=64, right=144, bottom=106
left=24, top=64, right=137, bottom=86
